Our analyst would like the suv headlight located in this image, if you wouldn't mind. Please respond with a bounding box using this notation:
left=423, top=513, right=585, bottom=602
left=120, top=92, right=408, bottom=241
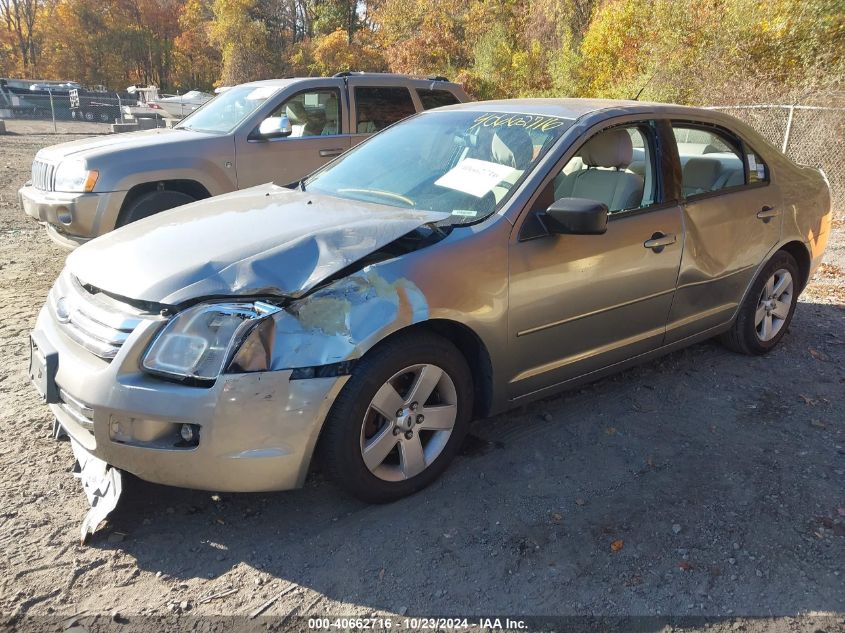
left=142, top=302, right=279, bottom=382
left=54, top=160, right=99, bottom=193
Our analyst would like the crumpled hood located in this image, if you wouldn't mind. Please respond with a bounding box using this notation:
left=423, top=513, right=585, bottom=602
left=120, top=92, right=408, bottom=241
left=36, top=128, right=211, bottom=163
left=67, top=184, right=450, bottom=305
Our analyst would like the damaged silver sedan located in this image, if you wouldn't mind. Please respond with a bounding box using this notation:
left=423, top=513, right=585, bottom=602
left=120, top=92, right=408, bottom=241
left=29, top=99, right=831, bottom=535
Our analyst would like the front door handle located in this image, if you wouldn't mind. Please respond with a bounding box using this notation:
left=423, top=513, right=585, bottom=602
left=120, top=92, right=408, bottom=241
left=643, top=232, right=677, bottom=253
left=319, top=148, right=344, bottom=157
left=756, top=205, right=780, bottom=221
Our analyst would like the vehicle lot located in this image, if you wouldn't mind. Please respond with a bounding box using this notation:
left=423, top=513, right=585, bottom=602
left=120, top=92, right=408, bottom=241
left=1, top=121, right=844, bottom=631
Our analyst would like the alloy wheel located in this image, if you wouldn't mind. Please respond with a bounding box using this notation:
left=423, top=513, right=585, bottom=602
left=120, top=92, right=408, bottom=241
left=359, top=363, right=457, bottom=482
left=755, top=268, right=793, bottom=342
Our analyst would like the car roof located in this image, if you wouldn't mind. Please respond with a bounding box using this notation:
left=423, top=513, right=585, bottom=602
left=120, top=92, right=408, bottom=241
left=236, top=74, right=463, bottom=90
left=440, top=98, right=720, bottom=121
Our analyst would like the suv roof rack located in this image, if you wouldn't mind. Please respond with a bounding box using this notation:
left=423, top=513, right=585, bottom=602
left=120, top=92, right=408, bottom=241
left=332, top=71, right=451, bottom=82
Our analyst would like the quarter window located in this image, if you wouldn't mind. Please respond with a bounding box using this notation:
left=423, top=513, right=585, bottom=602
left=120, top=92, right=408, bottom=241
left=746, top=147, right=769, bottom=184
left=416, top=89, right=460, bottom=110
left=354, top=86, right=416, bottom=133
left=672, top=124, right=747, bottom=197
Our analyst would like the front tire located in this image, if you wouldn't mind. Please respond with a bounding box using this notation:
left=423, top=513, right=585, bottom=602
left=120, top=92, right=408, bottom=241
left=319, top=331, right=473, bottom=503
left=116, top=190, right=196, bottom=227
left=720, top=250, right=800, bottom=355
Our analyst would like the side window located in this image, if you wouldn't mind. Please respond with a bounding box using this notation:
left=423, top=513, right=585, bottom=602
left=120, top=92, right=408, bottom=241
left=672, top=124, right=747, bottom=197
left=270, top=89, right=340, bottom=138
left=354, top=86, right=416, bottom=133
left=542, top=124, right=656, bottom=215
left=416, top=88, right=460, bottom=110
left=745, top=146, right=769, bottom=184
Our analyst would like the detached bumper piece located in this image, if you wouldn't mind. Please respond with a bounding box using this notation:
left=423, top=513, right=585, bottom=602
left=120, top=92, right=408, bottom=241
left=70, top=436, right=123, bottom=543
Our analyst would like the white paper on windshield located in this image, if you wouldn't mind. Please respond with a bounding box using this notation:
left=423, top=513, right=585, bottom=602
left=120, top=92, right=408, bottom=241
left=246, top=86, right=277, bottom=101
left=435, top=158, right=516, bottom=198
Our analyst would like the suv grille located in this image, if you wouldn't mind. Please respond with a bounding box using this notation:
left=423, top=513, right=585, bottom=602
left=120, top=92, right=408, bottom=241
left=32, top=159, right=55, bottom=191
left=49, top=272, right=154, bottom=360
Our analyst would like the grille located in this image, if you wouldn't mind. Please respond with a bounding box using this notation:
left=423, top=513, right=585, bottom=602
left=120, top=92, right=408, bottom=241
left=31, top=159, right=55, bottom=191
left=49, top=272, right=154, bottom=360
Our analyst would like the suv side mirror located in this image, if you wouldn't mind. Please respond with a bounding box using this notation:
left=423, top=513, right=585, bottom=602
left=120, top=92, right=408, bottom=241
left=544, top=197, right=608, bottom=235
left=255, top=116, right=292, bottom=140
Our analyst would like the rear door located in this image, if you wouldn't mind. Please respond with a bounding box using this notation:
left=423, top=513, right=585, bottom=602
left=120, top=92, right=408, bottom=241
left=664, top=121, right=782, bottom=343
left=345, top=78, right=419, bottom=148
left=234, top=81, right=351, bottom=188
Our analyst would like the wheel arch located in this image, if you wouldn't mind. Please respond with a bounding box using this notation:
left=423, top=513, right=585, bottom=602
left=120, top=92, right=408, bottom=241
left=360, top=319, right=495, bottom=420
left=778, top=240, right=812, bottom=292
left=117, top=179, right=212, bottom=224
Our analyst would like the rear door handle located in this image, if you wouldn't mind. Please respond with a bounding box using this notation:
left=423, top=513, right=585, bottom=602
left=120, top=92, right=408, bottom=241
left=643, top=232, right=677, bottom=253
left=756, top=206, right=780, bottom=221
left=319, top=148, right=344, bottom=157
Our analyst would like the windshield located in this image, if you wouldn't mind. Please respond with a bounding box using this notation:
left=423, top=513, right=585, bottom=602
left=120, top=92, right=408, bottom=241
left=176, top=85, right=280, bottom=134
left=304, top=110, right=572, bottom=225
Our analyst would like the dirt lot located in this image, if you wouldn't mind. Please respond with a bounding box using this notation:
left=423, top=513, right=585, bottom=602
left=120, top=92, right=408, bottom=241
left=0, top=120, right=843, bottom=632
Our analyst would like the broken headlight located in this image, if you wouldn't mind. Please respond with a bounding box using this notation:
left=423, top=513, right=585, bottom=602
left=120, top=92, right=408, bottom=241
left=142, top=302, right=279, bottom=382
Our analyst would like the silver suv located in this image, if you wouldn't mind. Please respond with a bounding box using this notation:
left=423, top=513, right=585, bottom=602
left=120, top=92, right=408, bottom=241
left=19, top=73, right=468, bottom=247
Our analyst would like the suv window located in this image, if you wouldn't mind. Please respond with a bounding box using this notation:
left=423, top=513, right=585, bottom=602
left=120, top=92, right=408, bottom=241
left=672, top=124, right=747, bottom=197
left=416, top=89, right=460, bottom=110
left=542, top=124, right=657, bottom=214
left=354, top=86, right=416, bottom=133
left=270, top=89, right=340, bottom=137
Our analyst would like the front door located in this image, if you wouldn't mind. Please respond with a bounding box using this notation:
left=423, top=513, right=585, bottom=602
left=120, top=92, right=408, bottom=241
left=508, top=121, right=683, bottom=399
left=664, top=122, right=782, bottom=343
left=235, top=85, right=351, bottom=188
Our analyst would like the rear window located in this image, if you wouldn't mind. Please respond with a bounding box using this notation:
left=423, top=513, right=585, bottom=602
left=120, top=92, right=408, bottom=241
left=354, top=86, right=416, bottom=133
left=416, top=88, right=460, bottom=110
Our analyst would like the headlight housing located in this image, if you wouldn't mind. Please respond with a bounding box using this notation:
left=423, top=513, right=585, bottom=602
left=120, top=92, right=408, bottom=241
left=142, top=302, right=279, bottom=382
left=53, top=160, right=99, bottom=193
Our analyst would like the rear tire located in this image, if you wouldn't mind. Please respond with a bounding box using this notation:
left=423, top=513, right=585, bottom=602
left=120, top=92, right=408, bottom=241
left=116, top=190, right=196, bottom=227
left=319, top=331, right=473, bottom=503
left=720, top=250, right=800, bottom=355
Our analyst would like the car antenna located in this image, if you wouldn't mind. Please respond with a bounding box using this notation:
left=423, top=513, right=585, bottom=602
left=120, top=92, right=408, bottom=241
left=632, top=70, right=659, bottom=101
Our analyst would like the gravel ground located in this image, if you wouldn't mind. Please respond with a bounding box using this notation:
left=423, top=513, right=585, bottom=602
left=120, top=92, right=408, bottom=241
left=0, top=120, right=843, bottom=632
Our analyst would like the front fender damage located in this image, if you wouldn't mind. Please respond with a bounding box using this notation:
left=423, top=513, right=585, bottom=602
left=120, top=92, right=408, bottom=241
left=231, top=267, right=430, bottom=375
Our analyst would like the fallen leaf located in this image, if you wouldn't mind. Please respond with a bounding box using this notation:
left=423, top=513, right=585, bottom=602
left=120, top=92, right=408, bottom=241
left=799, top=394, right=819, bottom=406
left=605, top=427, right=617, bottom=436
left=550, top=512, right=563, bottom=524
left=809, top=348, right=830, bottom=362
left=645, top=455, right=655, bottom=468
left=610, top=539, right=624, bottom=552
left=678, top=561, right=693, bottom=571
left=378, top=568, right=385, bottom=581
left=838, top=508, right=845, bottom=517
left=810, top=419, right=827, bottom=429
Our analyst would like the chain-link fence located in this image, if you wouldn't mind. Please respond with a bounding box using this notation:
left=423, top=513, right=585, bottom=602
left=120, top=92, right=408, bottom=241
left=0, top=84, right=168, bottom=133
left=708, top=104, right=845, bottom=213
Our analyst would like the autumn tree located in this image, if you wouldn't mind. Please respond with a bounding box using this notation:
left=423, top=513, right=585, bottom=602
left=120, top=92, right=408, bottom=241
left=1, top=0, right=39, bottom=72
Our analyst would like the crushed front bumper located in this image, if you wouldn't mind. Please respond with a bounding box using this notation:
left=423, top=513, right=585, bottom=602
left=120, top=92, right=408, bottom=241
left=33, top=303, right=348, bottom=493
left=18, top=184, right=127, bottom=248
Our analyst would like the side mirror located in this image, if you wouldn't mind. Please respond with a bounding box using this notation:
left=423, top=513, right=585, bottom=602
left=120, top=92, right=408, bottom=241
left=255, top=116, right=292, bottom=139
left=543, top=197, right=608, bottom=235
